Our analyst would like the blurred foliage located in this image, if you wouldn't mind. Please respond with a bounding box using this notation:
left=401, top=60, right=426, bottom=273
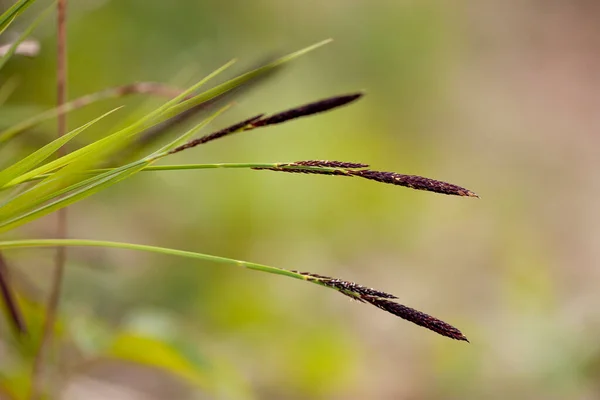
left=2, top=0, right=600, bottom=399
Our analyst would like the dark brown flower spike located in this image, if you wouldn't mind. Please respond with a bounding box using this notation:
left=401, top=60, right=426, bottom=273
left=0, top=252, right=27, bottom=337
left=297, top=272, right=398, bottom=299
left=251, top=92, right=364, bottom=127
left=257, top=167, right=352, bottom=177
left=349, top=170, right=479, bottom=197
left=169, top=114, right=264, bottom=154
left=253, top=162, right=478, bottom=197
left=136, top=54, right=286, bottom=153
left=167, top=93, right=364, bottom=155
left=295, top=271, right=468, bottom=342
left=367, top=297, right=468, bottom=342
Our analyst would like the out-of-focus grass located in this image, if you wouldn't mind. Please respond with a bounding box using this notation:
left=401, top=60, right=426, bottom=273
left=2, top=1, right=600, bottom=399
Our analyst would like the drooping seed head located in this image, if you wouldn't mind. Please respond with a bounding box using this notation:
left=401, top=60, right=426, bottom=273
left=252, top=93, right=364, bottom=127
left=293, top=270, right=468, bottom=342
left=366, top=297, right=469, bottom=342
left=252, top=164, right=478, bottom=197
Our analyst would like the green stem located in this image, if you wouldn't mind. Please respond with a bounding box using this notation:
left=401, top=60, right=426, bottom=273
left=0, top=239, right=306, bottom=281
left=9, top=163, right=328, bottom=186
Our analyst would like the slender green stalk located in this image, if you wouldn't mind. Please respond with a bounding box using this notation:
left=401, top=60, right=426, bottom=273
left=12, top=163, right=345, bottom=185
left=0, top=239, right=469, bottom=342
left=0, top=239, right=304, bottom=280
left=11, top=161, right=479, bottom=198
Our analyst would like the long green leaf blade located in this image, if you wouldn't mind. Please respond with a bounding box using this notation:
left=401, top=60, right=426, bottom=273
left=151, top=104, right=231, bottom=156
left=0, top=82, right=178, bottom=145
left=162, top=39, right=332, bottom=120
left=0, top=162, right=147, bottom=233
left=0, top=107, right=121, bottom=188
left=0, top=100, right=227, bottom=224
left=4, top=60, right=236, bottom=186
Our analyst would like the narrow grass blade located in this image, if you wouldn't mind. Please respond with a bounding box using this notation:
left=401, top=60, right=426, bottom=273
left=128, top=53, right=290, bottom=163
left=151, top=103, right=232, bottom=156
left=162, top=40, right=332, bottom=120
left=0, top=0, right=37, bottom=35
left=0, top=161, right=148, bottom=233
left=3, top=60, right=236, bottom=185
left=0, top=107, right=121, bottom=188
left=0, top=102, right=226, bottom=226
left=0, top=156, right=143, bottom=220
left=0, top=82, right=183, bottom=145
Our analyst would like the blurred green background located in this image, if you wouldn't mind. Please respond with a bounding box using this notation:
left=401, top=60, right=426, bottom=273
left=2, top=0, right=600, bottom=399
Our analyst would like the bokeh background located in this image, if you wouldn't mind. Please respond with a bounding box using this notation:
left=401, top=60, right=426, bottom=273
left=2, top=0, right=600, bottom=399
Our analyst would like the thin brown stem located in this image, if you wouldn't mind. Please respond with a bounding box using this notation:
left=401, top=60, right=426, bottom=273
left=0, top=251, right=27, bottom=336
left=29, top=1, right=68, bottom=398
left=0, top=82, right=184, bottom=144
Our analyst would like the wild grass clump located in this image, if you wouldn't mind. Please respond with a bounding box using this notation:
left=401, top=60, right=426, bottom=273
left=0, top=85, right=477, bottom=341
left=0, top=0, right=477, bottom=396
